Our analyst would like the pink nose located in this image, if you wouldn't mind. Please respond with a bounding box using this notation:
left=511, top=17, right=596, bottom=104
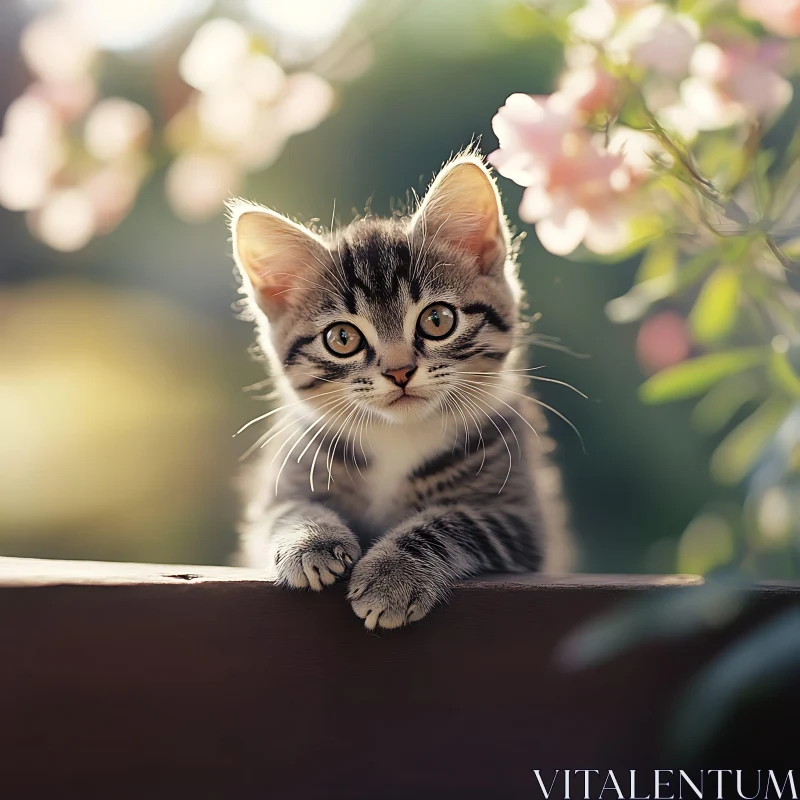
left=382, top=364, right=417, bottom=388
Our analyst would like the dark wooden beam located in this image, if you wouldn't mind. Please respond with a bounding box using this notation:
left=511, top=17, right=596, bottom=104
left=1, top=557, right=798, bottom=799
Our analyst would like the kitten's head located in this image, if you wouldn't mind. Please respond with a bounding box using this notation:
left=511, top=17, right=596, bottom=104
left=229, top=154, right=522, bottom=424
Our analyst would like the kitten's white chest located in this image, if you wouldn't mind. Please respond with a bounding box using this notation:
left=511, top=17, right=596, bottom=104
left=359, top=416, right=450, bottom=530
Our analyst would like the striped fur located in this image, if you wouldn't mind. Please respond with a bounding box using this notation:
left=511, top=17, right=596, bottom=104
left=229, top=153, right=573, bottom=630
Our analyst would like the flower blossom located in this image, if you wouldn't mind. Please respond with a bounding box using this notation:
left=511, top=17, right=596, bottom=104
left=489, top=93, right=642, bottom=256
left=740, top=0, right=800, bottom=37
left=558, top=63, right=620, bottom=117
left=680, top=40, right=792, bottom=130
left=608, top=5, right=698, bottom=77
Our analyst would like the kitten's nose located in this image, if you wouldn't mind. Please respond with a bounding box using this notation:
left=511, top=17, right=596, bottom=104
left=382, top=364, right=417, bottom=388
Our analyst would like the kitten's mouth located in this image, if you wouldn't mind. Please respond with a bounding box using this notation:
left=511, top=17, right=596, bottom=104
left=387, top=391, right=425, bottom=407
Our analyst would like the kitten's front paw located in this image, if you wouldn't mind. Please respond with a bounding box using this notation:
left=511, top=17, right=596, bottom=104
left=347, top=545, right=447, bottom=630
left=272, top=524, right=361, bottom=591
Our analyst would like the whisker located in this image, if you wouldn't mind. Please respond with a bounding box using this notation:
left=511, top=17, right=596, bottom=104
left=453, top=393, right=486, bottom=474
left=273, top=396, right=352, bottom=494
left=456, top=390, right=513, bottom=493
left=518, top=335, right=590, bottom=359
left=458, top=378, right=586, bottom=452
left=295, top=397, right=350, bottom=466
left=451, top=380, right=539, bottom=450
left=234, top=386, right=350, bottom=436
left=326, top=401, right=362, bottom=490
left=309, top=401, right=353, bottom=493
left=453, top=381, right=524, bottom=458
left=457, top=371, right=588, bottom=399
left=260, top=393, right=350, bottom=468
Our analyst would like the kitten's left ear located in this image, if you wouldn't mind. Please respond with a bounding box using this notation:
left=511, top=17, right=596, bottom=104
left=411, top=155, right=510, bottom=276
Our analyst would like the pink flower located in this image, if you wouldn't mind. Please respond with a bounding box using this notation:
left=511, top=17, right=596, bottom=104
left=740, top=0, right=800, bottom=37
left=558, top=64, right=620, bottom=117
left=490, top=94, right=639, bottom=256
left=636, top=311, right=691, bottom=374
left=569, top=0, right=618, bottom=43
left=606, top=126, right=667, bottom=177
left=608, top=6, right=698, bottom=77
left=488, top=93, right=575, bottom=187
left=680, top=40, right=792, bottom=130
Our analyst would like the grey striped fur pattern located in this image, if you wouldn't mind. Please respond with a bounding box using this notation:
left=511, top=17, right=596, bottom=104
left=229, top=153, right=573, bottom=630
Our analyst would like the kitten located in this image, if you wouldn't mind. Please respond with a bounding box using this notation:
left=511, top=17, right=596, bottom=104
left=229, top=153, right=573, bottom=630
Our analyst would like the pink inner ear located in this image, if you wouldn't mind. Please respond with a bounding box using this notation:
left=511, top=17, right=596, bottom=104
left=477, top=236, right=502, bottom=274
left=468, top=206, right=502, bottom=274
left=417, top=161, right=507, bottom=275
left=233, top=206, right=330, bottom=316
left=254, top=260, right=301, bottom=305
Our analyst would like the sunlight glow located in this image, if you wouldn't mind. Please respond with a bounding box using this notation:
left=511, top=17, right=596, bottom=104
left=72, top=0, right=209, bottom=51
left=247, top=0, right=364, bottom=45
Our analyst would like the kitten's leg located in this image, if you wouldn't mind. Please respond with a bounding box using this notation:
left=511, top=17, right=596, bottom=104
left=241, top=501, right=361, bottom=591
left=348, top=506, right=540, bottom=629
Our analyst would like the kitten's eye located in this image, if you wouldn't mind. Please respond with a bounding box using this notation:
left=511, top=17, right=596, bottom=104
left=418, top=303, right=456, bottom=340
left=323, top=322, right=364, bottom=357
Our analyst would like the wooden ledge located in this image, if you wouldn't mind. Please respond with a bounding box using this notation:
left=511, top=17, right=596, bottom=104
left=0, top=555, right=705, bottom=588
left=1, top=557, right=798, bottom=798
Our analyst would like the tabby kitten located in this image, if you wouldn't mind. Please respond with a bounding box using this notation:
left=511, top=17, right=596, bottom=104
left=229, top=153, right=572, bottom=630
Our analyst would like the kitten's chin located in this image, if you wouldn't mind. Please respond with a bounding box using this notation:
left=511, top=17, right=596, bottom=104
left=373, top=393, right=438, bottom=424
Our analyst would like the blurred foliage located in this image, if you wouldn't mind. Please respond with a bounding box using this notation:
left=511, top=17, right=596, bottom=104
left=485, top=0, right=800, bottom=582
left=479, top=0, right=800, bottom=760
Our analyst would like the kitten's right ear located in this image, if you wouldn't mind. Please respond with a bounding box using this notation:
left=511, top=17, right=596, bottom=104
left=228, top=200, right=329, bottom=318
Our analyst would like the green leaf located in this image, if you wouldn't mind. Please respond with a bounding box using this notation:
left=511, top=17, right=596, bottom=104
left=769, top=346, right=800, bottom=399
left=691, top=373, right=761, bottom=434
left=677, top=513, right=735, bottom=575
left=710, top=396, right=792, bottom=484
left=606, top=274, right=677, bottom=323
left=606, top=249, right=716, bottom=324
left=666, top=608, right=800, bottom=759
left=689, top=267, right=741, bottom=344
left=640, top=349, right=766, bottom=405
left=636, top=238, right=677, bottom=282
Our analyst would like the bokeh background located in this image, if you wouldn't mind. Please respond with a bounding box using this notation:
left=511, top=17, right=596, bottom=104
left=0, top=0, right=733, bottom=571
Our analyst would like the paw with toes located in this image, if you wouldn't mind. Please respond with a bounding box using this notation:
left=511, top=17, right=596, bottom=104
left=272, top=524, right=361, bottom=591
left=348, top=546, right=445, bottom=630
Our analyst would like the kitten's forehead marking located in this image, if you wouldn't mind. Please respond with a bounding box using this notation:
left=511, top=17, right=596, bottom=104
left=339, top=227, right=416, bottom=341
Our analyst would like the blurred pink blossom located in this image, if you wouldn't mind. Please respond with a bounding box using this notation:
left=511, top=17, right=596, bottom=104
left=166, top=152, right=242, bottom=222
left=740, top=0, right=800, bottom=37
left=569, top=0, right=619, bottom=43
left=558, top=64, right=620, bottom=117
left=82, top=159, right=147, bottom=234
left=606, top=126, right=667, bottom=177
left=490, top=94, right=639, bottom=255
left=33, top=78, right=96, bottom=123
left=569, top=0, right=660, bottom=44
left=488, top=93, right=575, bottom=187
left=84, top=98, right=151, bottom=161
left=20, top=11, right=96, bottom=85
left=0, top=93, right=65, bottom=212
left=636, top=311, right=691, bottom=373
left=680, top=40, right=792, bottom=130
left=618, top=6, right=698, bottom=77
